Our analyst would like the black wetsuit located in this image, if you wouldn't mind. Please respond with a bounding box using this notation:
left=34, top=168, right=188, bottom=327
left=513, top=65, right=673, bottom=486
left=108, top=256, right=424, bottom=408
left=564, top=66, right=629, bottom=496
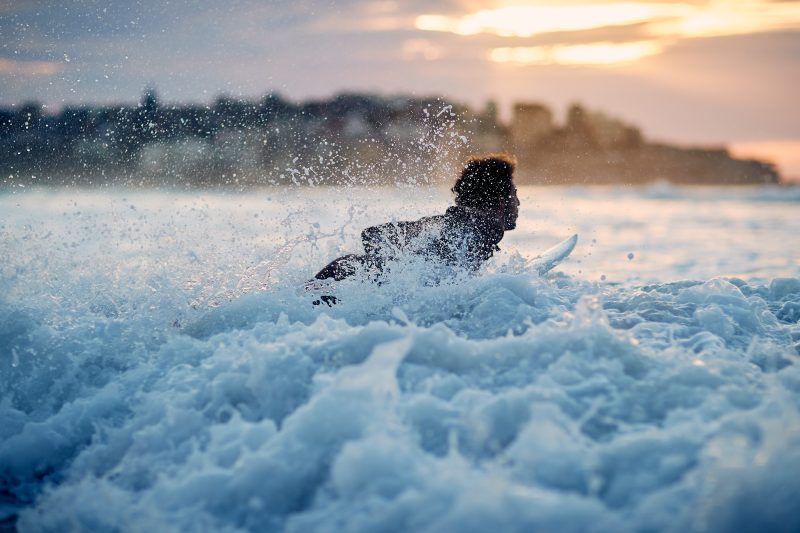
left=314, top=205, right=505, bottom=282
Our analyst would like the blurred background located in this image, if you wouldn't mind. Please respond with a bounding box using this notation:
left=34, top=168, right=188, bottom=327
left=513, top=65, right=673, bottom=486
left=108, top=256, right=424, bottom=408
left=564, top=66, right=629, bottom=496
left=1, top=0, right=799, bottom=188
left=3, top=6, right=800, bottom=532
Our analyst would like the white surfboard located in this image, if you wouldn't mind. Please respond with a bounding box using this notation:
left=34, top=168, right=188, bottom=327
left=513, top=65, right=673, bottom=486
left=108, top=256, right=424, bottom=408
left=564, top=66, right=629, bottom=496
left=529, top=234, right=578, bottom=275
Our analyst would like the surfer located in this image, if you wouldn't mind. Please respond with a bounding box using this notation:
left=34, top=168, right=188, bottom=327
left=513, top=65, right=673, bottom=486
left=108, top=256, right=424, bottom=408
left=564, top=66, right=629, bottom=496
left=310, top=154, right=519, bottom=302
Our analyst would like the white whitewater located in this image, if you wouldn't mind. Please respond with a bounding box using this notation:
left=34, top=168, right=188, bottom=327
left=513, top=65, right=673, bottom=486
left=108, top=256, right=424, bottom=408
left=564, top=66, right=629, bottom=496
left=1, top=186, right=798, bottom=532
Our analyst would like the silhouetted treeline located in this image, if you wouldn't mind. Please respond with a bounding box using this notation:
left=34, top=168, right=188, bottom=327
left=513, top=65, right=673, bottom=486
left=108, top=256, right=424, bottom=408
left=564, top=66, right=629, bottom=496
left=0, top=89, right=780, bottom=188
left=0, top=89, right=501, bottom=188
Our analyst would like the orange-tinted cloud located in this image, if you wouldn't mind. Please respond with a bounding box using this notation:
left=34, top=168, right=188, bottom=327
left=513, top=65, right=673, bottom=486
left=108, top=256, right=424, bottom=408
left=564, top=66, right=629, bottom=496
left=416, top=1, right=800, bottom=65
left=417, top=3, right=690, bottom=37
left=491, top=40, right=664, bottom=66
left=0, top=58, right=61, bottom=76
left=402, top=39, right=445, bottom=61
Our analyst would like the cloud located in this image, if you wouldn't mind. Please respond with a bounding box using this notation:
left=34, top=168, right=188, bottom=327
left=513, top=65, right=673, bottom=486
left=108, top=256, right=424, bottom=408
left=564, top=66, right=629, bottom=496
left=491, top=40, right=664, bottom=66
left=416, top=3, right=690, bottom=37
left=646, top=0, right=800, bottom=38
left=415, top=0, right=800, bottom=65
left=0, top=0, right=796, bottom=149
left=0, top=58, right=61, bottom=76
left=401, top=39, right=445, bottom=60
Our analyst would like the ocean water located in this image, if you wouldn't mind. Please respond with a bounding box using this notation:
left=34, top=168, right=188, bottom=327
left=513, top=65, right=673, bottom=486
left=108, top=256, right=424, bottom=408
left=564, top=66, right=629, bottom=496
left=1, top=184, right=799, bottom=532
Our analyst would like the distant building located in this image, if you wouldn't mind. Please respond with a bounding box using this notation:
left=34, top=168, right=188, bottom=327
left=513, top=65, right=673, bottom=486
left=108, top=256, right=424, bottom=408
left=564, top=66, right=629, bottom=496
left=510, top=103, right=553, bottom=151
left=507, top=101, right=778, bottom=185
left=570, top=105, right=642, bottom=149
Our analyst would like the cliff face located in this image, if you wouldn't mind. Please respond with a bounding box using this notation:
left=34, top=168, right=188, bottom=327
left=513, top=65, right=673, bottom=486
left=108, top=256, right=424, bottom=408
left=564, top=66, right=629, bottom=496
left=509, top=104, right=780, bottom=185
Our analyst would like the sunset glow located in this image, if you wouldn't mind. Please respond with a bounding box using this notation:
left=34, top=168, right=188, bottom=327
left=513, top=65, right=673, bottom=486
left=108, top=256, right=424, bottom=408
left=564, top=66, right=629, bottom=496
left=730, top=140, right=800, bottom=182
left=0, top=58, right=62, bottom=76
left=401, top=39, right=444, bottom=61
left=491, top=40, right=664, bottom=66
left=417, top=0, right=800, bottom=65
left=0, top=0, right=796, bottom=154
left=416, top=3, right=688, bottom=37
left=647, top=1, right=800, bottom=38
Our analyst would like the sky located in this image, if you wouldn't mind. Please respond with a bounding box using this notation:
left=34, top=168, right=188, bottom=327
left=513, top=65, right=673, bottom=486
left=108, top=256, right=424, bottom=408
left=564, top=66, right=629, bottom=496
left=1, top=0, right=799, bottom=178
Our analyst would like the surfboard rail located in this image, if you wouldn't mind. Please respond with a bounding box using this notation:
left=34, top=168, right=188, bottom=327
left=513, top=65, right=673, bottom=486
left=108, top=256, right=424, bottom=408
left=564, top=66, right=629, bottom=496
left=529, top=234, right=578, bottom=275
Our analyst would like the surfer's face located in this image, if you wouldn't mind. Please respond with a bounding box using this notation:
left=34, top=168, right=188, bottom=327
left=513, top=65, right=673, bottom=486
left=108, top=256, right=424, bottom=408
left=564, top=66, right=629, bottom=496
left=503, top=186, right=520, bottom=230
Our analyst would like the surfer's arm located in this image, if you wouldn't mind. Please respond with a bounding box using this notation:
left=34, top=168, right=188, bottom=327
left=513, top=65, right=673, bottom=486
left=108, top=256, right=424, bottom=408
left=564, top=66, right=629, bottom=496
left=313, top=254, right=366, bottom=280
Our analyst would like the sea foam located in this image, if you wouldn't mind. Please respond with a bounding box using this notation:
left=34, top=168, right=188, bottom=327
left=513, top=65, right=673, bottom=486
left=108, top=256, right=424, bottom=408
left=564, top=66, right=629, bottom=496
left=1, top=187, right=799, bottom=532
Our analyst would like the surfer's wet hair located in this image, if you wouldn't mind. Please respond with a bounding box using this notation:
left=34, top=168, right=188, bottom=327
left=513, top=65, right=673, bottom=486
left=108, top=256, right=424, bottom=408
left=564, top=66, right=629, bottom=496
left=452, top=154, right=517, bottom=208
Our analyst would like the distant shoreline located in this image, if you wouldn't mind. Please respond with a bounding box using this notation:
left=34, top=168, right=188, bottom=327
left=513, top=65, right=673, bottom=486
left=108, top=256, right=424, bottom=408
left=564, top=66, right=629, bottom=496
left=1, top=90, right=783, bottom=187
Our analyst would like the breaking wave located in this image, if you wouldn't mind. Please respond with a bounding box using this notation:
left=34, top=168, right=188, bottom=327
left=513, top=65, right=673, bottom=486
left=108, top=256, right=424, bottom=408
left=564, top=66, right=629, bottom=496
left=3, top=266, right=800, bottom=532
left=1, top=187, right=799, bottom=531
